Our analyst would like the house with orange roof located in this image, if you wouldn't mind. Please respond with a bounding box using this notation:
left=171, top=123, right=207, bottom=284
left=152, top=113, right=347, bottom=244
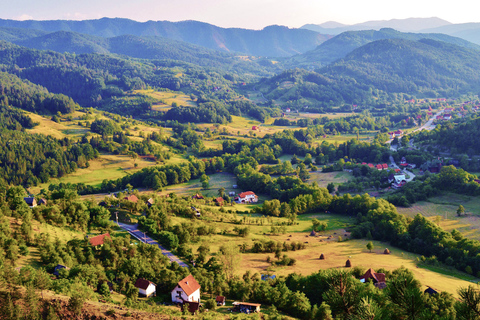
left=359, top=268, right=387, bottom=289
left=171, top=275, right=201, bottom=303
left=88, top=233, right=111, bottom=248
left=235, top=191, right=258, bottom=203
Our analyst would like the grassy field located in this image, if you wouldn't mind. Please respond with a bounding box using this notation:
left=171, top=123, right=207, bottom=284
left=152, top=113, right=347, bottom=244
left=11, top=217, right=83, bottom=268
left=27, top=111, right=90, bottom=140
left=135, top=89, right=196, bottom=111
left=396, top=193, right=480, bottom=240
left=184, top=208, right=475, bottom=297
left=28, top=153, right=161, bottom=194
left=308, top=171, right=351, bottom=188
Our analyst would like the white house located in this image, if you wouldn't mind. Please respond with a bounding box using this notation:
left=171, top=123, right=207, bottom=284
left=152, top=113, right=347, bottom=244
left=135, top=278, right=156, bottom=297
left=171, top=275, right=201, bottom=303
left=235, top=191, right=258, bottom=203
left=394, top=175, right=406, bottom=184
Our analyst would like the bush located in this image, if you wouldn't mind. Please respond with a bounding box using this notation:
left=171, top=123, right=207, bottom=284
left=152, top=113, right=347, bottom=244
left=204, top=299, right=217, bottom=311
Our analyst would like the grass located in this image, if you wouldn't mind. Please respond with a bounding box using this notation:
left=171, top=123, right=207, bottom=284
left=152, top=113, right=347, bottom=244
left=11, top=217, right=83, bottom=268
left=27, top=111, right=90, bottom=140
left=396, top=193, right=480, bottom=240
left=135, top=89, right=196, bottom=111
left=28, top=153, right=160, bottom=194
left=308, top=171, right=351, bottom=188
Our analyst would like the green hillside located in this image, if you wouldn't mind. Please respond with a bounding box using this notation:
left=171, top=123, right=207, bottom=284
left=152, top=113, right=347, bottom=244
left=286, top=28, right=480, bottom=68
left=257, top=38, right=480, bottom=109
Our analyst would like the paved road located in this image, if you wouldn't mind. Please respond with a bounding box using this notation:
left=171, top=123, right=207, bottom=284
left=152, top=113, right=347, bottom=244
left=117, top=222, right=188, bottom=268
left=389, top=155, right=416, bottom=182
left=413, top=109, right=445, bottom=133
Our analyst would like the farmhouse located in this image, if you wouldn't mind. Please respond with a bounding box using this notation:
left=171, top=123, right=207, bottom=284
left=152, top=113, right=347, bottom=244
left=88, top=233, right=111, bottom=248
left=251, top=126, right=259, bottom=130
left=146, top=198, right=154, bottom=207
left=214, top=197, right=224, bottom=205
left=24, top=197, right=37, bottom=208
left=134, top=278, right=156, bottom=297
left=124, top=194, right=138, bottom=203
left=171, top=274, right=201, bottom=304
left=394, top=174, right=406, bottom=184
left=235, top=191, right=258, bottom=203
left=359, top=268, right=387, bottom=289
left=216, top=296, right=226, bottom=306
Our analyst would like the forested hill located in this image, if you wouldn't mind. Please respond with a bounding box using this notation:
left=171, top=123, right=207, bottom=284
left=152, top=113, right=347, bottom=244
left=9, top=30, right=278, bottom=73
left=286, top=28, right=480, bottom=68
left=256, top=39, right=480, bottom=108
left=321, top=38, right=480, bottom=95
left=0, top=18, right=331, bottom=57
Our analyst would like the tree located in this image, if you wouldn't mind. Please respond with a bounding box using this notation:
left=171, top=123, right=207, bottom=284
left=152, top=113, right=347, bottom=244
left=457, top=205, right=465, bottom=217
left=218, top=187, right=225, bottom=198
left=312, top=218, right=327, bottom=232
left=366, top=241, right=374, bottom=253
left=200, top=174, right=210, bottom=190
left=327, top=183, right=335, bottom=193
left=456, top=285, right=480, bottom=319
left=218, top=242, right=241, bottom=280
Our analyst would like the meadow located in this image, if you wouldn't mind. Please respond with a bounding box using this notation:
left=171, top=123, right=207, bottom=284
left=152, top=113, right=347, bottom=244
left=134, top=89, right=196, bottom=111
left=396, top=193, right=480, bottom=240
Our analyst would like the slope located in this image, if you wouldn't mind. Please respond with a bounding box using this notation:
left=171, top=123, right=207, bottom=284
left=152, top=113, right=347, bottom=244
left=286, top=28, right=480, bottom=68
left=257, top=38, right=480, bottom=108
left=0, top=17, right=331, bottom=57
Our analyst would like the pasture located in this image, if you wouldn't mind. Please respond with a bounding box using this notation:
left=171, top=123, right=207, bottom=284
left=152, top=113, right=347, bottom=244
left=135, top=89, right=196, bottom=110
left=185, top=207, right=475, bottom=297
left=396, top=193, right=480, bottom=240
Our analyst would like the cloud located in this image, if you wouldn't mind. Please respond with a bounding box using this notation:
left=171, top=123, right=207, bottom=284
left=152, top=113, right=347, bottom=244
left=16, top=14, right=33, bottom=21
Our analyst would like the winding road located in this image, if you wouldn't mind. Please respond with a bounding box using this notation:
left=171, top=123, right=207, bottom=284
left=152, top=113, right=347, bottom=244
left=117, top=222, right=188, bottom=268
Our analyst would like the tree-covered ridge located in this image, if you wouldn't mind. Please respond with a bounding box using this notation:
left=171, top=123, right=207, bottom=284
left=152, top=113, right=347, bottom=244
left=0, top=18, right=331, bottom=57
left=321, top=39, right=480, bottom=96
left=257, top=39, right=480, bottom=108
left=287, top=28, right=480, bottom=68
left=0, top=71, right=78, bottom=114
left=9, top=31, right=278, bottom=75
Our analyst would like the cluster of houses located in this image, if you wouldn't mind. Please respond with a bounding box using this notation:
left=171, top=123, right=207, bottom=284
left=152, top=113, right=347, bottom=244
left=361, top=162, right=389, bottom=171
left=52, top=233, right=259, bottom=314
left=193, top=190, right=258, bottom=207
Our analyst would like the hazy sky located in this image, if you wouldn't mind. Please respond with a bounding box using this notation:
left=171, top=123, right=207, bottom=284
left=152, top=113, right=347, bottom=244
left=1, top=0, right=478, bottom=29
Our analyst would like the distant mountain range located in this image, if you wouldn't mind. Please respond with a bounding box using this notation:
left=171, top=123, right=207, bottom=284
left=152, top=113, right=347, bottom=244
left=301, top=17, right=480, bottom=45
left=301, top=17, right=451, bottom=34
left=286, top=28, right=480, bottom=68
left=0, top=18, right=331, bottom=57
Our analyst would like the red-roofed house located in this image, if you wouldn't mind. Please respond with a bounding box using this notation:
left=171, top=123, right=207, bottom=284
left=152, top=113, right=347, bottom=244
left=135, top=278, right=156, bottom=297
left=252, top=126, right=259, bottom=131
left=88, top=233, right=111, bottom=247
left=124, top=195, right=138, bottom=203
left=171, top=275, right=201, bottom=303
left=394, top=168, right=401, bottom=173
left=235, top=191, right=258, bottom=203
left=376, top=164, right=383, bottom=171
left=361, top=162, right=367, bottom=165
left=359, top=268, right=387, bottom=289
left=381, top=163, right=388, bottom=170
left=367, top=163, right=374, bottom=168
left=215, top=197, right=224, bottom=205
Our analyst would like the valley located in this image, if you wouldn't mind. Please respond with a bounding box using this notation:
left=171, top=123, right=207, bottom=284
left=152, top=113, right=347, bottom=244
left=1, top=14, right=480, bottom=320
